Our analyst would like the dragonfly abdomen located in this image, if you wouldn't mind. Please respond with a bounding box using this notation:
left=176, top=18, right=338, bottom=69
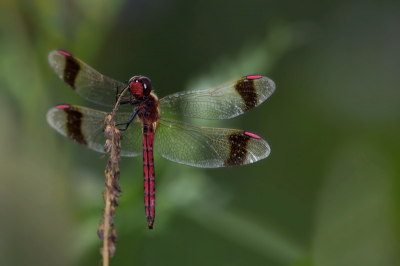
left=143, top=124, right=155, bottom=229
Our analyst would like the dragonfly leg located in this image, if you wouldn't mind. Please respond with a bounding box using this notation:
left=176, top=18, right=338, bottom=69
left=120, top=100, right=140, bottom=105
left=116, top=109, right=139, bottom=131
left=129, top=84, right=133, bottom=104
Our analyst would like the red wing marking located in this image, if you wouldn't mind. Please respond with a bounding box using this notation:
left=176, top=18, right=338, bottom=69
left=58, top=50, right=71, bottom=57
left=143, top=124, right=155, bottom=229
left=245, top=132, right=261, bottom=139
left=159, top=75, right=275, bottom=120
left=56, top=104, right=70, bottom=109
left=246, top=75, right=262, bottom=80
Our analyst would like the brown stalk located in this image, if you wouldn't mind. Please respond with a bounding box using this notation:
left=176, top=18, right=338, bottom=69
left=99, top=85, right=130, bottom=265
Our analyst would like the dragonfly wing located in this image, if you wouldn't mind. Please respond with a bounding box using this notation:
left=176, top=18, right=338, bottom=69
left=46, top=105, right=143, bottom=157
left=159, top=75, right=275, bottom=120
left=48, top=50, right=131, bottom=108
left=154, top=117, right=270, bottom=168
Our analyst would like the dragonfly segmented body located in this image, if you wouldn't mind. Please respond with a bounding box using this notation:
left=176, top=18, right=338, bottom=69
left=47, top=50, right=275, bottom=229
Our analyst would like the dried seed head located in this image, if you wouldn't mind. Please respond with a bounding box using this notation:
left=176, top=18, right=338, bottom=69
left=97, top=224, right=105, bottom=240
left=104, top=114, right=113, bottom=125
left=108, top=243, right=116, bottom=258
left=114, top=171, right=121, bottom=181
left=104, top=139, right=112, bottom=153
left=109, top=206, right=115, bottom=217
left=113, top=181, right=121, bottom=192
left=110, top=228, right=118, bottom=243
left=108, top=216, right=114, bottom=226
left=112, top=156, right=121, bottom=165
left=100, top=92, right=129, bottom=261
left=112, top=197, right=120, bottom=207
left=111, top=187, right=121, bottom=198
left=104, top=125, right=113, bottom=138
left=106, top=160, right=113, bottom=172
left=113, top=127, right=123, bottom=139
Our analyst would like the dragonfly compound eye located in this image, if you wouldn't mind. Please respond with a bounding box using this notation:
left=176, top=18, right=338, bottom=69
left=140, top=77, right=152, bottom=95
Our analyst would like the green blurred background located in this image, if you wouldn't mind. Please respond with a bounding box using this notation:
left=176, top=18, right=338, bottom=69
left=1, top=0, right=399, bottom=265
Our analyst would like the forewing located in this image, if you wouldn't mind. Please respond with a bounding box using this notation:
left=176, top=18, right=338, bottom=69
left=46, top=105, right=143, bottom=157
left=159, top=75, right=275, bottom=120
left=48, top=50, right=131, bottom=108
left=154, top=117, right=270, bottom=168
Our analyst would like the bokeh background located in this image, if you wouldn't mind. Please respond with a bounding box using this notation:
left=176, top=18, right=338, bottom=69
left=1, top=0, right=399, bottom=265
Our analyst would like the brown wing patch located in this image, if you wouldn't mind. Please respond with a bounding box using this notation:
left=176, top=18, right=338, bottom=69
left=63, top=54, right=81, bottom=90
left=64, top=108, right=88, bottom=146
left=234, top=77, right=258, bottom=112
left=224, top=132, right=251, bottom=166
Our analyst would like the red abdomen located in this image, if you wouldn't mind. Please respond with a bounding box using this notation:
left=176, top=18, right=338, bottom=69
left=143, top=123, right=155, bottom=229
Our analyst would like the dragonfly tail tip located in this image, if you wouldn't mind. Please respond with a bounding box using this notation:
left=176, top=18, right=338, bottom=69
left=148, top=221, right=154, bottom=230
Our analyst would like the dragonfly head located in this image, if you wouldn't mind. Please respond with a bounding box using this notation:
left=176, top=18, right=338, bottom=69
left=128, top=76, right=152, bottom=98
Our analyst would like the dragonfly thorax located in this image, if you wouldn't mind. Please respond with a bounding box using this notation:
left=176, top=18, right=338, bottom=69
left=129, top=76, right=152, bottom=98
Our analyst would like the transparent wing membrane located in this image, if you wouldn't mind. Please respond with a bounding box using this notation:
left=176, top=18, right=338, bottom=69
left=159, top=76, right=275, bottom=120
left=48, top=51, right=274, bottom=167
left=154, top=117, right=270, bottom=168
left=46, top=105, right=143, bottom=157
left=48, top=50, right=131, bottom=108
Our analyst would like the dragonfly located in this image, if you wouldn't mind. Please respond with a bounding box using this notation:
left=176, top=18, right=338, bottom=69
left=47, top=50, right=275, bottom=229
